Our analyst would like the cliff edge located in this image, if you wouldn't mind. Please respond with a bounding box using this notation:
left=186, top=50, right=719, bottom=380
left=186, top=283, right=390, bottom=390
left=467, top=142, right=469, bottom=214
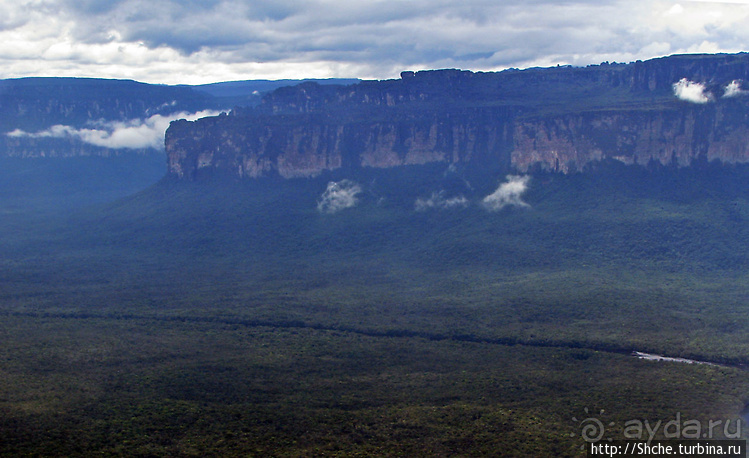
left=166, top=53, right=749, bottom=179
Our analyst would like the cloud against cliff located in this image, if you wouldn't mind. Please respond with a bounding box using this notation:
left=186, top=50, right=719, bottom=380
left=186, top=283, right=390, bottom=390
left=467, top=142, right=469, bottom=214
left=317, top=180, right=362, bottom=214
left=415, top=191, right=469, bottom=211
left=483, top=175, right=531, bottom=211
left=6, top=110, right=221, bottom=150
left=2, top=1, right=749, bottom=83
left=672, top=78, right=712, bottom=103
left=723, top=80, right=748, bottom=97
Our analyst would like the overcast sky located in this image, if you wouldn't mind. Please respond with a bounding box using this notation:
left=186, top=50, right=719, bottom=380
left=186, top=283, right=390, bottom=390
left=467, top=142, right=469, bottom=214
left=1, top=0, right=748, bottom=85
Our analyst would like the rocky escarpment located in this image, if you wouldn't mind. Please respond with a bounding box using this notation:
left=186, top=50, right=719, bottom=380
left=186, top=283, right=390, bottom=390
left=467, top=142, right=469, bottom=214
left=512, top=99, right=749, bottom=172
left=166, top=108, right=515, bottom=179
left=166, top=53, right=749, bottom=179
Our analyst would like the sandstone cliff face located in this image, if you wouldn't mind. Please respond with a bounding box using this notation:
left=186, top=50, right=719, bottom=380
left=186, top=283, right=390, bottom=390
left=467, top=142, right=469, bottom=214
left=166, top=53, right=749, bottom=179
left=512, top=100, right=749, bottom=172
left=166, top=109, right=515, bottom=179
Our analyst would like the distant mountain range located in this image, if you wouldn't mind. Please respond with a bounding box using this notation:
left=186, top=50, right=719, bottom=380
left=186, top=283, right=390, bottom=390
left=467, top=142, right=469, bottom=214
left=187, top=78, right=362, bottom=108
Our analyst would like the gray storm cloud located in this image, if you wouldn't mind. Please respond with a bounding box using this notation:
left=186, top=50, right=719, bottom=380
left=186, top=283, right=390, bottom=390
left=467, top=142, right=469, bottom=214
left=482, top=175, right=531, bottom=211
left=317, top=180, right=362, bottom=214
left=4, top=1, right=749, bottom=84
left=6, top=110, right=222, bottom=150
left=672, top=78, right=711, bottom=103
left=414, top=191, right=469, bottom=211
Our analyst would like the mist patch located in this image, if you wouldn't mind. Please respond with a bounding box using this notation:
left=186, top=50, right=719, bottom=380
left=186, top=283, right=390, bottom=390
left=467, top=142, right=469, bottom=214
left=5, top=110, right=223, bottom=150
left=415, top=191, right=469, bottom=211
left=723, top=80, right=747, bottom=98
left=483, top=175, right=531, bottom=211
left=317, top=180, right=362, bottom=214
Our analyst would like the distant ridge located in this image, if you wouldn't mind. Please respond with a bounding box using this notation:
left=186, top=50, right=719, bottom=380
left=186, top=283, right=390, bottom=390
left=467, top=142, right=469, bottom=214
left=0, top=76, right=358, bottom=158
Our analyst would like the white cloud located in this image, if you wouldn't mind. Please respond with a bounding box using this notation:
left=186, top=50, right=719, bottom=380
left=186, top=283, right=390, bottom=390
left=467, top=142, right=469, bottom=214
left=5, top=110, right=222, bottom=150
left=414, top=191, right=469, bottom=211
left=317, top=179, right=362, bottom=214
left=723, top=80, right=747, bottom=97
left=672, top=78, right=711, bottom=103
left=483, top=175, right=531, bottom=211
